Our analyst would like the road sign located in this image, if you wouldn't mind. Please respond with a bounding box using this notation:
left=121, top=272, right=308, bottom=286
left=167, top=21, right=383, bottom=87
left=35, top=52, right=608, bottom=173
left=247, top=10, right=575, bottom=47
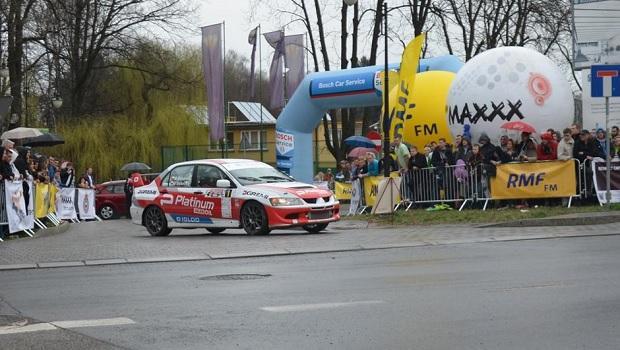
left=591, top=65, right=620, bottom=97
left=590, top=65, right=617, bottom=207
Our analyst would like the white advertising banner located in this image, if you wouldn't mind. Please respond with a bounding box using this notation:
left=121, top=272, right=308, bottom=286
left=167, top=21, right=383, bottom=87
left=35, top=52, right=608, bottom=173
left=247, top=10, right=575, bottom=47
left=5, top=180, right=33, bottom=234
left=348, top=179, right=361, bottom=215
left=592, top=160, right=620, bottom=205
left=77, top=188, right=96, bottom=220
left=56, top=188, right=78, bottom=220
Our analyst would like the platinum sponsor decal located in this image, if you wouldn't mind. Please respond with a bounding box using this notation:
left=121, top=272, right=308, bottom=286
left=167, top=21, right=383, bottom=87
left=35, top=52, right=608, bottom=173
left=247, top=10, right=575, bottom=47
left=160, top=194, right=174, bottom=206
left=175, top=195, right=215, bottom=210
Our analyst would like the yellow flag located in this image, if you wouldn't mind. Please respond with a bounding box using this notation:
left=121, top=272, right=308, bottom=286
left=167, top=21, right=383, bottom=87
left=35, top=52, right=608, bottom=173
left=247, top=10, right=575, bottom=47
left=48, top=184, right=58, bottom=215
left=385, top=33, right=426, bottom=141
left=35, top=183, right=50, bottom=219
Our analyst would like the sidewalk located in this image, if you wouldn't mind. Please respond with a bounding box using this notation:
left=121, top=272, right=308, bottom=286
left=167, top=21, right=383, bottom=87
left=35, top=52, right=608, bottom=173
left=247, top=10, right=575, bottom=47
left=0, top=217, right=618, bottom=270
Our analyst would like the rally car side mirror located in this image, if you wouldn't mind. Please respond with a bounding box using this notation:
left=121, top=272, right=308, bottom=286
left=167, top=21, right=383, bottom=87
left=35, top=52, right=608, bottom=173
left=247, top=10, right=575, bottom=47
left=216, top=179, right=231, bottom=188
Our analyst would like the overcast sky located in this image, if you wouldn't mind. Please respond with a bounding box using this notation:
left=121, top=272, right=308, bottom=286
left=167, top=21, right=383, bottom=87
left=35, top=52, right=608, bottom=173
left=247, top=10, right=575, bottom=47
left=194, top=0, right=412, bottom=72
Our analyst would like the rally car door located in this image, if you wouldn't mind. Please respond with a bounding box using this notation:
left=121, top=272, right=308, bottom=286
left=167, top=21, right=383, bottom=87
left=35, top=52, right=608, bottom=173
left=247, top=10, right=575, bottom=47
left=194, top=164, right=237, bottom=227
left=158, top=164, right=202, bottom=226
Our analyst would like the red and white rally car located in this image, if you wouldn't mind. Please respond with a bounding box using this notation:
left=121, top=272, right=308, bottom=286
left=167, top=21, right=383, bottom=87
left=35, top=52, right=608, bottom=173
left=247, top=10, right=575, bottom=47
left=131, top=159, right=340, bottom=236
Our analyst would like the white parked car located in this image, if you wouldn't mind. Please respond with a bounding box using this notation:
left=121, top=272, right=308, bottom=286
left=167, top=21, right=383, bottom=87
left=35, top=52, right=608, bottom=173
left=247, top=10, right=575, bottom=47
left=131, top=159, right=340, bottom=236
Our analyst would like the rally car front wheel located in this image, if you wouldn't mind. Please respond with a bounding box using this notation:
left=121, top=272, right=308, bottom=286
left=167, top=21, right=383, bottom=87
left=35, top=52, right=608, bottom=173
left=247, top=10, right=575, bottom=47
left=144, top=206, right=172, bottom=237
left=241, top=201, right=270, bottom=235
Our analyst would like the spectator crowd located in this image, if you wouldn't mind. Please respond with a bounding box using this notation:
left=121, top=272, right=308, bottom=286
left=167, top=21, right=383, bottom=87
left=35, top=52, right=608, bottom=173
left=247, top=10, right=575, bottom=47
left=0, top=139, right=96, bottom=190
left=0, top=139, right=98, bottom=239
left=329, top=123, right=620, bottom=205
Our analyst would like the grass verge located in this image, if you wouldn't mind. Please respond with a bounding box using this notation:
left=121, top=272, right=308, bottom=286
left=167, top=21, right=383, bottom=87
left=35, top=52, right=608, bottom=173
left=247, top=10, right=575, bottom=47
left=346, top=203, right=620, bottom=226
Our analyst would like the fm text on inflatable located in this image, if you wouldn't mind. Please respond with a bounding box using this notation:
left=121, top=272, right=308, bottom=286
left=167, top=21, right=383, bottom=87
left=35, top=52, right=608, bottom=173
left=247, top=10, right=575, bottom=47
left=447, top=47, right=574, bottom=143
left=389, top=71, right=456, bottom=150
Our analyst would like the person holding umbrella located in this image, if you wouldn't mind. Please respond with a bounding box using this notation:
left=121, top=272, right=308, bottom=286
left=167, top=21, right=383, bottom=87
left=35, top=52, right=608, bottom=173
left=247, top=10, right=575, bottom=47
left=121, top=162, right=151, bottom=219
left=124, top=174, right=134, bottom=219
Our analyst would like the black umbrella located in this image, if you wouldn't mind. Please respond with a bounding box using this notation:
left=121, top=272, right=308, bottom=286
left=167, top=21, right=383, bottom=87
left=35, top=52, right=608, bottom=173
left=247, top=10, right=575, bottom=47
left=22, top=132, right=65, bottom=147
left=120, top=162, right=151, bottom=172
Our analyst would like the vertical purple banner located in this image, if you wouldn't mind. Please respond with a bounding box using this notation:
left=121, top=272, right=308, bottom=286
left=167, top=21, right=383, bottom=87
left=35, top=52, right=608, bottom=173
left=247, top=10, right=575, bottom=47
left=201, top=23, right=224, bottom=141
left=248, top=26, right=259, bottom=100
left=264, top=30, right=285, bottom=110
left=284, top=34, right=305, bottom=100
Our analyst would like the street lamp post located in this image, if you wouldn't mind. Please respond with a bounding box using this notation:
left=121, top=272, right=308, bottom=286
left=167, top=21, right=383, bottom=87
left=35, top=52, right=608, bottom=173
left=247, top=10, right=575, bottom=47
left=50, top=92, right=63, bottom=130
left=382, top=2, right=390, bottom=178
left=345, top=0, right=391, bottom=178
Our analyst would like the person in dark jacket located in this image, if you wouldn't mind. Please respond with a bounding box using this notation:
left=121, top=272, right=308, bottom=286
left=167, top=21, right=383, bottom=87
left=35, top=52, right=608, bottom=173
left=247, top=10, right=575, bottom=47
left=479, top=134, right=502, bottom=164
left=516, top=132, right=537, bottom=162
left=407, top=146, right=428, bottom=201
left=573, top=130, right=604, bottom=162
left=455, top=136, right=472, bottom=161
left=502, top=139, right=519, bottom=162
left=124, top=174, right=134, bottom=219
left=14, top=147, right=30, bottom=209
left=0, top=149, right=14, bottom=180
left=408, top=146, right=428, bottom=170
left=431, top=138, right=454, bottom=167
left=59, top=163, right=75, bottom=188
left=378, top=152, right=398, bottom=173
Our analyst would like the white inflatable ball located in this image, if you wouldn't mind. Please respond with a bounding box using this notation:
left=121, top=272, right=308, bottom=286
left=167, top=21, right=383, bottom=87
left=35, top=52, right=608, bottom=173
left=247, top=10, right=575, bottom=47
left=447, top=46, right=574, bottom=144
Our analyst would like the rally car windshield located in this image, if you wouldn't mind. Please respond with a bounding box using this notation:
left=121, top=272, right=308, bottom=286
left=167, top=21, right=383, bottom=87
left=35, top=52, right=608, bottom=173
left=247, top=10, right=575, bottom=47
left=229, top=167, right=294, bottom=185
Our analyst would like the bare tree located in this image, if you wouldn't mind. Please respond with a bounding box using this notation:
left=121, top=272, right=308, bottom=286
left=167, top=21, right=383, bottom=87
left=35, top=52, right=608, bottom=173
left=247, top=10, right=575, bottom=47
left=3, top=0, right=38, bottom=128
left=40, top=0, right=192, bottom=118
left=433, top=0, right=486, bottom=61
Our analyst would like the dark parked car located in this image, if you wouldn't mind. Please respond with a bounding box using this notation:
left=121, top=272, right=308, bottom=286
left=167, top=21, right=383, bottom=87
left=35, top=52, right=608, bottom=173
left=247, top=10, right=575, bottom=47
left=95, top=180, right=128, bottom=220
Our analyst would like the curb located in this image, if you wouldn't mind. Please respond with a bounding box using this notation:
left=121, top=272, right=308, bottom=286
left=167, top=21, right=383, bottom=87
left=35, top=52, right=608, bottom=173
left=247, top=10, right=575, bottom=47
left=479, top=212, right=620, bottom=228
left=0, top=221, right=71, bottom=241
left=1, top=231, right=620, bottom=271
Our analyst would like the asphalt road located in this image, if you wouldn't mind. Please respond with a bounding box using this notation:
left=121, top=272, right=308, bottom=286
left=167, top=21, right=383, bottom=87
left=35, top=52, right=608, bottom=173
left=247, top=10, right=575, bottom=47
left=1, top=235, right=620, bottom=350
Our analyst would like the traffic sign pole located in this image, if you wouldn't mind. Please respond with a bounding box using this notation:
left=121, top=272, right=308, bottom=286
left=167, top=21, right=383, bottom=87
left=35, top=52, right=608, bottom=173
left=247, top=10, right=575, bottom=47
left=606, top=95, right=611, bottom=207
left=593, top=67, right=618, bottom=207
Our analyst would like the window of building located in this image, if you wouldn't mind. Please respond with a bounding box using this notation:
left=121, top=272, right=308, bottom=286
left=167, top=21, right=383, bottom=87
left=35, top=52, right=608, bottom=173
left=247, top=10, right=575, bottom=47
left=578, top=42, right=599, bottom=48
left=209, top=131, right=234, bottom=151
left=239, top=130, right=268, bottom=151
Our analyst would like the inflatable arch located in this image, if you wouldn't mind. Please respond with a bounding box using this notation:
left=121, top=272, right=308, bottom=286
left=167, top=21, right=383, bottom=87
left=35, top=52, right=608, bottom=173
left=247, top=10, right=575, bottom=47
left=275, top=55, right=463, bottom=183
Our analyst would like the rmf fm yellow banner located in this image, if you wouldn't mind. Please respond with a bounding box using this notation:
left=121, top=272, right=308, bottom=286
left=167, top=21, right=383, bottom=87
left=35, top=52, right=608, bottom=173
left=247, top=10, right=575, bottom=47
left=334, top=182, right=352, bottom=201
left=363, top=172, right=400, bottom=206
left=490, top=161, right=576, bottom=199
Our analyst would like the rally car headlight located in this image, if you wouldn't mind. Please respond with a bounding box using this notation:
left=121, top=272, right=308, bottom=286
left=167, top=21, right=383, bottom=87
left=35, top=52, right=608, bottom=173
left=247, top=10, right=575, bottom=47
left=269, top=197, right=304, bottom=206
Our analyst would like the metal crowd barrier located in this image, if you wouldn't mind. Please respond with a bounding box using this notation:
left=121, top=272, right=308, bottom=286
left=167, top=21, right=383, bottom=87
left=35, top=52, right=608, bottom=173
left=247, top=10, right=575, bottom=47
left=396, top=164, right=488, bottom=211
left=0, top=183, right=101, bottom=241
left=580, top=159, right=592, bottom=199
left=360, top=158, right=589, bottom=213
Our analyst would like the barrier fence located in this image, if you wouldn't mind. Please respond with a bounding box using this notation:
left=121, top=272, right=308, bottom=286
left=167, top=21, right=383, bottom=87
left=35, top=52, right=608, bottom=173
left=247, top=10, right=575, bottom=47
left=0, top=181, right=99, bottom=241
left=336, top=159, right=599, bottom=213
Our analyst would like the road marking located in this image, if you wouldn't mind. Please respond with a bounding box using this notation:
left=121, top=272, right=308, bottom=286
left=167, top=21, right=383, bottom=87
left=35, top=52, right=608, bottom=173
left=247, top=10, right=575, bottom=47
left=261, top=300, right=384, bottom=312
left=52, top=317, right=136, bottom=329
left=0, top=323, right=56, bottom=335
left=0, top=317, right=135, bottom=335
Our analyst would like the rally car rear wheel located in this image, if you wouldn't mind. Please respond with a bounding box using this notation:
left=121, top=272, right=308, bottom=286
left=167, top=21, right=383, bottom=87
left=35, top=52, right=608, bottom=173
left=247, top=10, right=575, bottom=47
left=144, top=206, right=171, bottom=236
left=303, top=223, right=329, bottom=233
left=241, top=201, right=270, bottom=235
